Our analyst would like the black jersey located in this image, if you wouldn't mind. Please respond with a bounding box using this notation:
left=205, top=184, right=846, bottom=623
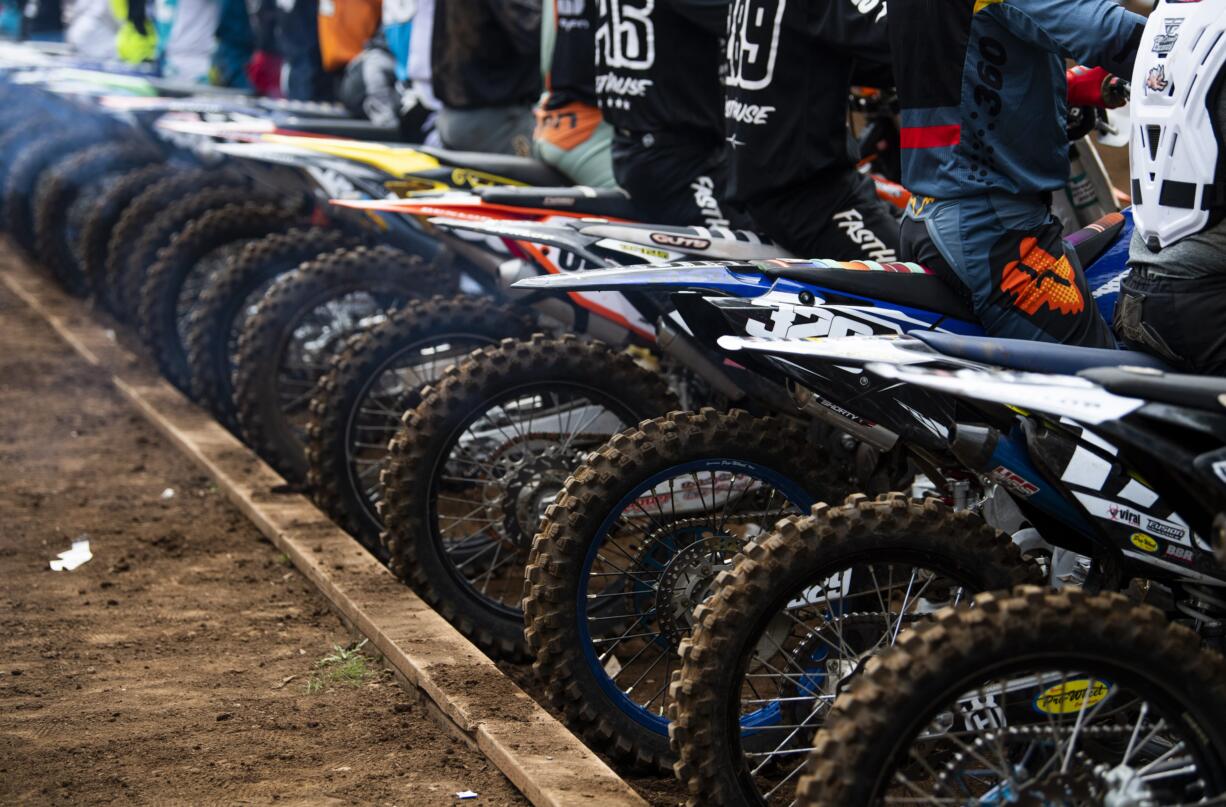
left=545, top=0, right=598, bottom=109
left=724, top=0, right=892, bottom=208
left=595, top=0, right=725, bottom=139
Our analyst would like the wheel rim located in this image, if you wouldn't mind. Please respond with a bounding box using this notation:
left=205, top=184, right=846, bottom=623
left=731, top=556, right=985, bottom=805
left=579, top=459, right=815, bottom=736
left=277, top=290, right=407, bottom=442
left=430, top=382, right=643, bottom=617
left=870, top=656, right=1226, bottom=805
left=344, top=333, right=494, bottom=525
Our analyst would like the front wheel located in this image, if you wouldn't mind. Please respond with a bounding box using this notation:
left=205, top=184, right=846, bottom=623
left=670, top=494, right=1041, bottom=806
left=379, top=334, right=680, bottom=660
left=523, top=408, right=850, bottom=771
left=306, top=295, right=534, bottom=555
left=797, top=587, right=1226, bottom=806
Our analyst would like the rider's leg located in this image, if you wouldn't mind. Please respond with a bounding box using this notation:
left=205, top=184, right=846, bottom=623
left=610, top=131, right=750, bottom=229
left=1115, top=270, right=1226, bottom=374
left=902, top=194, right=1115, bottom=347
left=744, top=170, right=900, bottom=260
left=533, top=103, right=617, bottom=188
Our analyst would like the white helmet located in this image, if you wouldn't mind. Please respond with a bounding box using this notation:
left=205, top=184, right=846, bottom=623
left=1130, top=0, right=1226, bottom=249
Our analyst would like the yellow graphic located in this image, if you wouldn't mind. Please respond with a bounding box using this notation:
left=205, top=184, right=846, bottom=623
left=1033, top=679, right=1111, bottom=715
left=260, top=135, right=442, bottom=178
left=974, top=0, right=1004, bottom=12
left=1130, top=533, right=1159, bottom=553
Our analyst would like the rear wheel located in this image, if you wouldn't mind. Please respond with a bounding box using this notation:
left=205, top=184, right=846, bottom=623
left=231, top=245, right=452, bottom=481
left=796, top=587, right=1226, bottom=806
left=306, top=295, right=534, bottom=554
left=381, top=334, right=681, bottom=660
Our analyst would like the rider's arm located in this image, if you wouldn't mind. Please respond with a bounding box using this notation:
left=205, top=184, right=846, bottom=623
left=987, top=0, right=1145, bottom=77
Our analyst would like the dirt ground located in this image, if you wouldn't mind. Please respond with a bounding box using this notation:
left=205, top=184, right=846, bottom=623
left=0, top=280, right=526, bottom=806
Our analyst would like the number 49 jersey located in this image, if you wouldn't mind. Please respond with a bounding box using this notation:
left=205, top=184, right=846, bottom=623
left=887, top=0, right=1144, bottom=201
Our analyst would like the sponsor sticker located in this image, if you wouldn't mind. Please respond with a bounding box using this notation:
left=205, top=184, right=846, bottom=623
left=1033, top=679, right=1112, bottom=715
left=1164, top=544, right=1194, bottom=565
left=649, top=232, right=711, bottom=250
left=1107, top=504, right=1142, bottom=527
left=1145, top=517, right=1187, bottom=542
left=1130, top=533, right=1158, bottom=553
left=990, top=466, right=1039, bottom=498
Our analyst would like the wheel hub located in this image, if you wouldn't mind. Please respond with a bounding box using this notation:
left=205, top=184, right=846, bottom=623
left=655, top=524, right=742, bottom=646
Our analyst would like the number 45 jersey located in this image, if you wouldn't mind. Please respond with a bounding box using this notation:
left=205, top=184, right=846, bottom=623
left=887, top=0, right=1143, bottom=201
left=594, top=0, right=726, bottom=140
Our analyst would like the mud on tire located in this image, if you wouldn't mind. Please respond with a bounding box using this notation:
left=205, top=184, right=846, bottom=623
left=306, top=295, right=534, bottom=554
left=669, top=493, right=1041, bottom=806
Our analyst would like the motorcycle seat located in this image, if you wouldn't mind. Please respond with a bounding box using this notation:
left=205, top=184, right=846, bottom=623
left=912, top=331, right=1173, bottom=375
left=415, top=146, right=570, bottom=186
left=577, top=222, right=793, bottom=260
left=1080, top=367, right=1226, bottom=413
left=478, top=186, right=642, bottom=219
left=1066, top=211, right=1127, bottom=268
left=755, top=260, right=976, bottom=321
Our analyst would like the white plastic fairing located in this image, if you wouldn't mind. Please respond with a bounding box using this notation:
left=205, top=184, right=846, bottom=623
left=1130, top=0, right=1226, bottom=248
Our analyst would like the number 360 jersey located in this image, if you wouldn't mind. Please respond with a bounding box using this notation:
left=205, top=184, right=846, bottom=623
left=594, top=0, right=727, bottom=141
left=889, top=0, right=1144, bottom=200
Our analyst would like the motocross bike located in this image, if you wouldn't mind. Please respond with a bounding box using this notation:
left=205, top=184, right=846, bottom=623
left=786, top=358, right=1226, bottom=806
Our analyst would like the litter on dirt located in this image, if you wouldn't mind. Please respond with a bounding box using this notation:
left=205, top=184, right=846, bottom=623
left=160, top=488, right=175, bottom=500
left=456, top=791, right=479, bottom=800
left=49, top=537, right=92, bottom=571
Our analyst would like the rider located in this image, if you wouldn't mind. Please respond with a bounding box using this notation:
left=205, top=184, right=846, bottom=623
left=533, top=0, right=616, bottom=188
left=596, top=0, right=746, bottom=227
left=1115, top=1, right=1226, bottom=375
left=889, top=0, right=1144, bottom=347
left=724, top=0, right=901, bottom=260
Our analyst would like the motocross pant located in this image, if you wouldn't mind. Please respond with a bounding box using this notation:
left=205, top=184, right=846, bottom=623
left=900, top=192, right=1115, bottom=348
left=438, top=104, right=535, bottom=157
left=611, top=130, right=751, bottom=229
left=533, top=101, right=617, bottom=189
left=744, top=169, right=900, bottom=261
left=1114, top=269, right=1226, bottom=375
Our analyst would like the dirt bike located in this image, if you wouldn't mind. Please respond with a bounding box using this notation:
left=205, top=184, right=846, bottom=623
left=786, top=358, right=1226, bottom=806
